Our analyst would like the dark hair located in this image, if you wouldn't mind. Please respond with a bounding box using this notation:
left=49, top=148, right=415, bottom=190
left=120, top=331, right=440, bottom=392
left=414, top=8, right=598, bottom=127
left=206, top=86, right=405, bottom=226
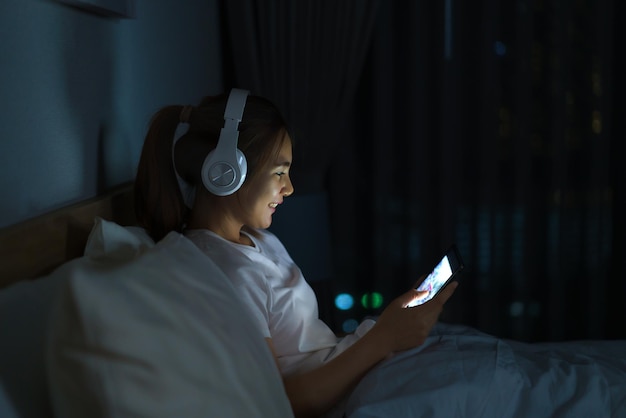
left=134, top=92, right=290, bottom=241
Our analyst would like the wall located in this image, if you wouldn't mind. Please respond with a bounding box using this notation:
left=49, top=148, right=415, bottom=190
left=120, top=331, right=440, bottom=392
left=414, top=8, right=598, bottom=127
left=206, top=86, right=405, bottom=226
left=0, top=0, right=223, bottom=228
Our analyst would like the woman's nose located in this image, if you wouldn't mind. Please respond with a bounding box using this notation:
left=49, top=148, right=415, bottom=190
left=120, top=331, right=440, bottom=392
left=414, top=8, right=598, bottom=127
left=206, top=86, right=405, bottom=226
left=283, top=176, right=294, bottom=197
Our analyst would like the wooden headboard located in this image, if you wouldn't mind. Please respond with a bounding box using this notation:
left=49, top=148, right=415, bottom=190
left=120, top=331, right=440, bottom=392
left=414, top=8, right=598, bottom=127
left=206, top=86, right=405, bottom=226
left=0, top=182, right=136, bottom=289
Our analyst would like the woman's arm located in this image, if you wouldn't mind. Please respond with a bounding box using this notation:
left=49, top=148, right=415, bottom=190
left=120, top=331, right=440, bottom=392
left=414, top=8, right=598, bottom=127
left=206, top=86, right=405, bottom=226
left=268, top=281, right=458, bottom=418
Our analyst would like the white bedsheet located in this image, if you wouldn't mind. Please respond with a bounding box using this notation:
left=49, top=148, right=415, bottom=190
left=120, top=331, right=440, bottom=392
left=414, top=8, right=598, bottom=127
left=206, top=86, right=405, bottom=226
left=346, top=323, right=626, bottom=417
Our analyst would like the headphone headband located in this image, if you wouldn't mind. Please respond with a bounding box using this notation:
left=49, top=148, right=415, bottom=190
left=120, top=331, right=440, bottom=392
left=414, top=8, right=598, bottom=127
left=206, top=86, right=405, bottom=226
left=223, top=88, right=249, bottom=122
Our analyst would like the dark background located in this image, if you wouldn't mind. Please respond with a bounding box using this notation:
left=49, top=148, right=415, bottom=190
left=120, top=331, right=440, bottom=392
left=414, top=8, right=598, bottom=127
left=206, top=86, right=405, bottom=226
left=226, top=0, right=626, bottom=343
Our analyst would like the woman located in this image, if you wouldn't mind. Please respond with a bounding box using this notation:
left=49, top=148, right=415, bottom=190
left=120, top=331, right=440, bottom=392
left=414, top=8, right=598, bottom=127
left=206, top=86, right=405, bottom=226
left=134, top=89, right=458, bottom=417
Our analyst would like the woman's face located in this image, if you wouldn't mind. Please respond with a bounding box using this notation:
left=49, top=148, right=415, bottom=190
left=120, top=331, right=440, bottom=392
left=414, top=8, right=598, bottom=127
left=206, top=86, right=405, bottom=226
left=238, top=136, right=294, bottom=229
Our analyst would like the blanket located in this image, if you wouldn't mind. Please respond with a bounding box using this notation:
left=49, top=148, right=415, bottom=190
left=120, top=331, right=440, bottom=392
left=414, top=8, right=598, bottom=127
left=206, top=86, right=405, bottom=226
left=346, top=323, right=626, bottom=417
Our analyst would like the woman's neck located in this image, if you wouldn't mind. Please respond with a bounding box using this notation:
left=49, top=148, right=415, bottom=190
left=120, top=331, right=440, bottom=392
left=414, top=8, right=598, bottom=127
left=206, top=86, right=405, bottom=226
left=187, top=208, right=253, bottom=246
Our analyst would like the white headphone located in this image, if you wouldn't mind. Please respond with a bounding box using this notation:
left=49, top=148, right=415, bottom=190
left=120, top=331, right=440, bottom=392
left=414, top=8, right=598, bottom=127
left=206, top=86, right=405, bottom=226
left=201, top=88, right=250, bottom=196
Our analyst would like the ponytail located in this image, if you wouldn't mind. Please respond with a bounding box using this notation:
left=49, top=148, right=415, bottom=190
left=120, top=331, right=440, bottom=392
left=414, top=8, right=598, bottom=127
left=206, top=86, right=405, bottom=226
left=134, top=106, right=188, bottom=242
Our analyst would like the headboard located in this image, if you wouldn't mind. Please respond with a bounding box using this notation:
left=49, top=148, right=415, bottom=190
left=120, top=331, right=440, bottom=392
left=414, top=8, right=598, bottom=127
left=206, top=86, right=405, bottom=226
left=0, top=182, right=136, bottom=289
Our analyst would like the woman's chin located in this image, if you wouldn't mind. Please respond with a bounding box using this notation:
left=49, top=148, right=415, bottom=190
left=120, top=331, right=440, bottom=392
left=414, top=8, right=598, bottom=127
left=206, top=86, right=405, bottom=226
left=255, top=218, right=273, bottom=230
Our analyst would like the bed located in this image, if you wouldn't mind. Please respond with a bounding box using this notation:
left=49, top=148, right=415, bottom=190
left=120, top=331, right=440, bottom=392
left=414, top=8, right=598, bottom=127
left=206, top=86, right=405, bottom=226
left=1, top=184, right=625, bottom=418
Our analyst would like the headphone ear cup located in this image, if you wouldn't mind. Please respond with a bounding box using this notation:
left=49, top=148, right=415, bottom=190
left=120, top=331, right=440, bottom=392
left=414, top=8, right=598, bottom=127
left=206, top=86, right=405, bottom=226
left=201, top=148, right=248, bottom=196
left=201, top=88, right=250, bottom=196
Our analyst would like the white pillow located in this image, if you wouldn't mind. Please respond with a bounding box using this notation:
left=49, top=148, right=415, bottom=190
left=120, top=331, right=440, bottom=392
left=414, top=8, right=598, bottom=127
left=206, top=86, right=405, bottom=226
left=84, top=216, right=155, bottom=260
left=46, top=219, right=293, bottom=418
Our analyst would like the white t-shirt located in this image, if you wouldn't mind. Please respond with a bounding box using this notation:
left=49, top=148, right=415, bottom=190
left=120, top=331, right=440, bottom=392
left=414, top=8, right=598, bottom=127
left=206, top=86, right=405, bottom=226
left=185, top=227, right=375, bottom=376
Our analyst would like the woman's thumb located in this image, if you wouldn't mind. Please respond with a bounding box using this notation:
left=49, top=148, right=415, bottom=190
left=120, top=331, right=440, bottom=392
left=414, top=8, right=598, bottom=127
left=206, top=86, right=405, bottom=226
left=401, top=288, right=429, bottom=308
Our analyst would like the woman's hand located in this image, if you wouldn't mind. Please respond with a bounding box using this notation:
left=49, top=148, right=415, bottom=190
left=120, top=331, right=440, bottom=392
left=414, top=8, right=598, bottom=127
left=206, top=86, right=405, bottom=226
left=274, top=277, right=457, bottom=417
left=369, top=280, right=458, bottom=354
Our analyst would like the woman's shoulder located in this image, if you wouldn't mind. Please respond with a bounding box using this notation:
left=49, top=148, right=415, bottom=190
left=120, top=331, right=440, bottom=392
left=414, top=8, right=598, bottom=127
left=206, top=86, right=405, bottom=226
left=184, top=229, right=250, bottom=262
left=184, top=229, right=268, bottom=281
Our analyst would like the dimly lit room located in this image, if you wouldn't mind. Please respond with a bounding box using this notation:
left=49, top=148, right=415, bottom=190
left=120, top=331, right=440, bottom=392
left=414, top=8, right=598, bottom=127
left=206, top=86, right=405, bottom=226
left=1, top=0, right=625, bottom=417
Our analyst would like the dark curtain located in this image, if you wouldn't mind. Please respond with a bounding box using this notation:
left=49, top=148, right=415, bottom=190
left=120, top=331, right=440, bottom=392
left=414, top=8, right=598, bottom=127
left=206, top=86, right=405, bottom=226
left=331, top=0, right=626, bottom=342
left=221, top=0, right=625, bottom=342
left=221, top=0, right=381, bottom=324
left=222, top=0, right=380, bottom=193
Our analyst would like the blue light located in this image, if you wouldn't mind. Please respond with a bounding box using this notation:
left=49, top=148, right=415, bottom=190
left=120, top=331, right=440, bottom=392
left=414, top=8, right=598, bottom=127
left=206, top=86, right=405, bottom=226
left=342, top=319, right=359, bottom=333
left=509, top=301, right=524, bottom=317
left=335, top=293, right=354, bottom=310
left=494, top=41, right=507, bottom=56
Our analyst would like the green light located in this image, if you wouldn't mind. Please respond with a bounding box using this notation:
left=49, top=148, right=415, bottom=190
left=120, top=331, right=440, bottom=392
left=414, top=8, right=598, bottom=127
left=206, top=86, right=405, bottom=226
left=371, top=292, right=383, bottom=309
left=360, top=292, right=384, bottom=309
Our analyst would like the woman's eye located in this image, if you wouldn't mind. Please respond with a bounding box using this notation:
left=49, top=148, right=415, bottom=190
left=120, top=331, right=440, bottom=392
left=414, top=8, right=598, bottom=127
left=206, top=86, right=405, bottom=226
left=275, top=172, right=285, bottom=177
